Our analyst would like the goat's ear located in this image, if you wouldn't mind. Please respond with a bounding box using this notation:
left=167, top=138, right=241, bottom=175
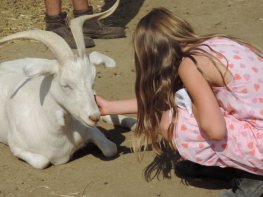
left=89, top=51, right=116, bottom=68
left=23, top=62, right=59, bottom=78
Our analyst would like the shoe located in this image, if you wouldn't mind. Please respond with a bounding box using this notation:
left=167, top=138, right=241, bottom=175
left=218, top=177, right=263, bottom=197
left=73, top=7, right=125, bottom=39
left=45, top=12, right=95, bottom=48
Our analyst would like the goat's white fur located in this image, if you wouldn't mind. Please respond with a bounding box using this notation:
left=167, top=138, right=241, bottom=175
left=0, top=0, right=120, bottom=169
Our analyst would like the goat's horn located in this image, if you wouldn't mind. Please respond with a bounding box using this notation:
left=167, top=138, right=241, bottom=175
left=70, top=0, right=120, bottom=58
left=0, top=30, right=74, bottom=65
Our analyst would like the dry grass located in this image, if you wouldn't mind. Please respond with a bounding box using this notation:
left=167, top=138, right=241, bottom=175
left=0, top=0, right=104, bottom=37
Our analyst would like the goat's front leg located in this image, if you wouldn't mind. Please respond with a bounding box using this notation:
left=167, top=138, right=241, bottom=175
left=86, top=127, right=117, bottom=157
left=101, top=115, right=137, bottom=130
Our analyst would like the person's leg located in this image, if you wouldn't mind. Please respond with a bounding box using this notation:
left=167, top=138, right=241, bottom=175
left=72, top=0, right=125, bottom=39
left=44, top=0, right=95, bottom=48
left=71, top=0, right=89, bottom=10
left=44, top=0, right=61, bottom=16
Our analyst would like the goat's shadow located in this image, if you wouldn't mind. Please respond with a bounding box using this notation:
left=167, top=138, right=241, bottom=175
left=100, top=0, right=145, bottom=27
left=71, top=125, right=132, bottom=161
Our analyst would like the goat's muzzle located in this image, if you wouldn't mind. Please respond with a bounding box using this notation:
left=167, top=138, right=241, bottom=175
left=89, top=114, right=100, bottom=123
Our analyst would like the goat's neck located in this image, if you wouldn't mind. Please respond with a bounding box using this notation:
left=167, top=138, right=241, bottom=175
left=55, top=109, right=71, bottom=127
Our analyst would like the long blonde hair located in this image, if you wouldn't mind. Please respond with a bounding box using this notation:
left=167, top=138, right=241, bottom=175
left=132, top=7, right=263, bottom=156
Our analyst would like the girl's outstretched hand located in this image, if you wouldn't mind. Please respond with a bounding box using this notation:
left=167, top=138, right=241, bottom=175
left=96, top=96, right=137, bottom=115
left=95, top=95, right=110, bottom=116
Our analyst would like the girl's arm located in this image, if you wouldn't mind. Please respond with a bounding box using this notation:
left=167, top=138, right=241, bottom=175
left=160, top=109, right=174, bottom=141
left=96, top=96, right=137, bottom=115
left=97, top=95, right=174, bottom=141
left=178, top=56, right=227, bottom=140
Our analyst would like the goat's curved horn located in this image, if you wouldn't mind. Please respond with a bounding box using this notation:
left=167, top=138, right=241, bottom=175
left=70, top=0, right=120, bottom=58
left=0, top=30, right=74, bottom=65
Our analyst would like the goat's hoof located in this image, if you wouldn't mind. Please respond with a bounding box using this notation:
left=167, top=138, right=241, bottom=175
left=102, top=142, right=118, bottom=158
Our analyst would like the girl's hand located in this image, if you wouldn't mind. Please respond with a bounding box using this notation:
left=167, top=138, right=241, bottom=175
left=96, top=96, right=137, bottom=115
left=95, top=95, right=111, bottom=116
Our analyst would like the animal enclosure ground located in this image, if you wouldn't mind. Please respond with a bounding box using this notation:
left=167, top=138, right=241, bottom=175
left=0, top=0, right=263, bottom=196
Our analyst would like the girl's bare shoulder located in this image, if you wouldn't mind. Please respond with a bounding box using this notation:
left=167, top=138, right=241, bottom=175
left=179, top=54, right=232, bottom=86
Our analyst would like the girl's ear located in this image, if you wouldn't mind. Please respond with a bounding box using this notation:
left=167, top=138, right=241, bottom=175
left=89, top=51, right=116, bottom=68
left=23, top=62, right=59, bottom=77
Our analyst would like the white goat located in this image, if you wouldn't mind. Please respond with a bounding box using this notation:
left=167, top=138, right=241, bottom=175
left=0, top=0, right=120, bottom=169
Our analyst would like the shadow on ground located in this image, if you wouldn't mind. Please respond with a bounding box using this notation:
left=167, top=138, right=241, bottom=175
left=101, top=0, right=145, bottom=27
left=72, top=125, right=132, bottom=161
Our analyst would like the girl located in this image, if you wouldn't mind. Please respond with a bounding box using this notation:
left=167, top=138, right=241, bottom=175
left=96, top=7, right=263, bottom=196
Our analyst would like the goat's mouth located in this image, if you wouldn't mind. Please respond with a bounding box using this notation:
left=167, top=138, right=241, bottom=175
left=74, top=112, right=100, bottom=127
left=80, top=118, right=97, bottom=127
left=87, top=119, right=97, bottom=127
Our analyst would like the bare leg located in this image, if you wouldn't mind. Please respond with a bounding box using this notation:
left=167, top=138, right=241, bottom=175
left=71, top=0, right=89, bottom=10
left=44, top=0, right=61, bottom=16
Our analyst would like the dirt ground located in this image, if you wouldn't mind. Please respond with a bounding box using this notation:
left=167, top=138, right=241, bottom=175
left=0, top=0, right=263, bottom=197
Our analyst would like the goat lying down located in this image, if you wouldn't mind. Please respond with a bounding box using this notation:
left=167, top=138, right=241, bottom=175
left=0, top=0, right=120, bottom=169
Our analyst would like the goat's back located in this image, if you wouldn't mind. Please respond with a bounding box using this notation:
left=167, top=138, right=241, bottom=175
left=0, top=58, right=57, bottom=144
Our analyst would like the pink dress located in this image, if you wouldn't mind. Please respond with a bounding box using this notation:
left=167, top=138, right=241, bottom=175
left=173, top=37, right=263, bottom=175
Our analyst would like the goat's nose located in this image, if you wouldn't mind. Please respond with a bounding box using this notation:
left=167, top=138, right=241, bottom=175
left=89, top=114, right=100, bottom=123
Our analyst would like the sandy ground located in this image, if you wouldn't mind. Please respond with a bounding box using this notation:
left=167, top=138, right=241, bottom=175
left=0, top=0, right=263, bottom=196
